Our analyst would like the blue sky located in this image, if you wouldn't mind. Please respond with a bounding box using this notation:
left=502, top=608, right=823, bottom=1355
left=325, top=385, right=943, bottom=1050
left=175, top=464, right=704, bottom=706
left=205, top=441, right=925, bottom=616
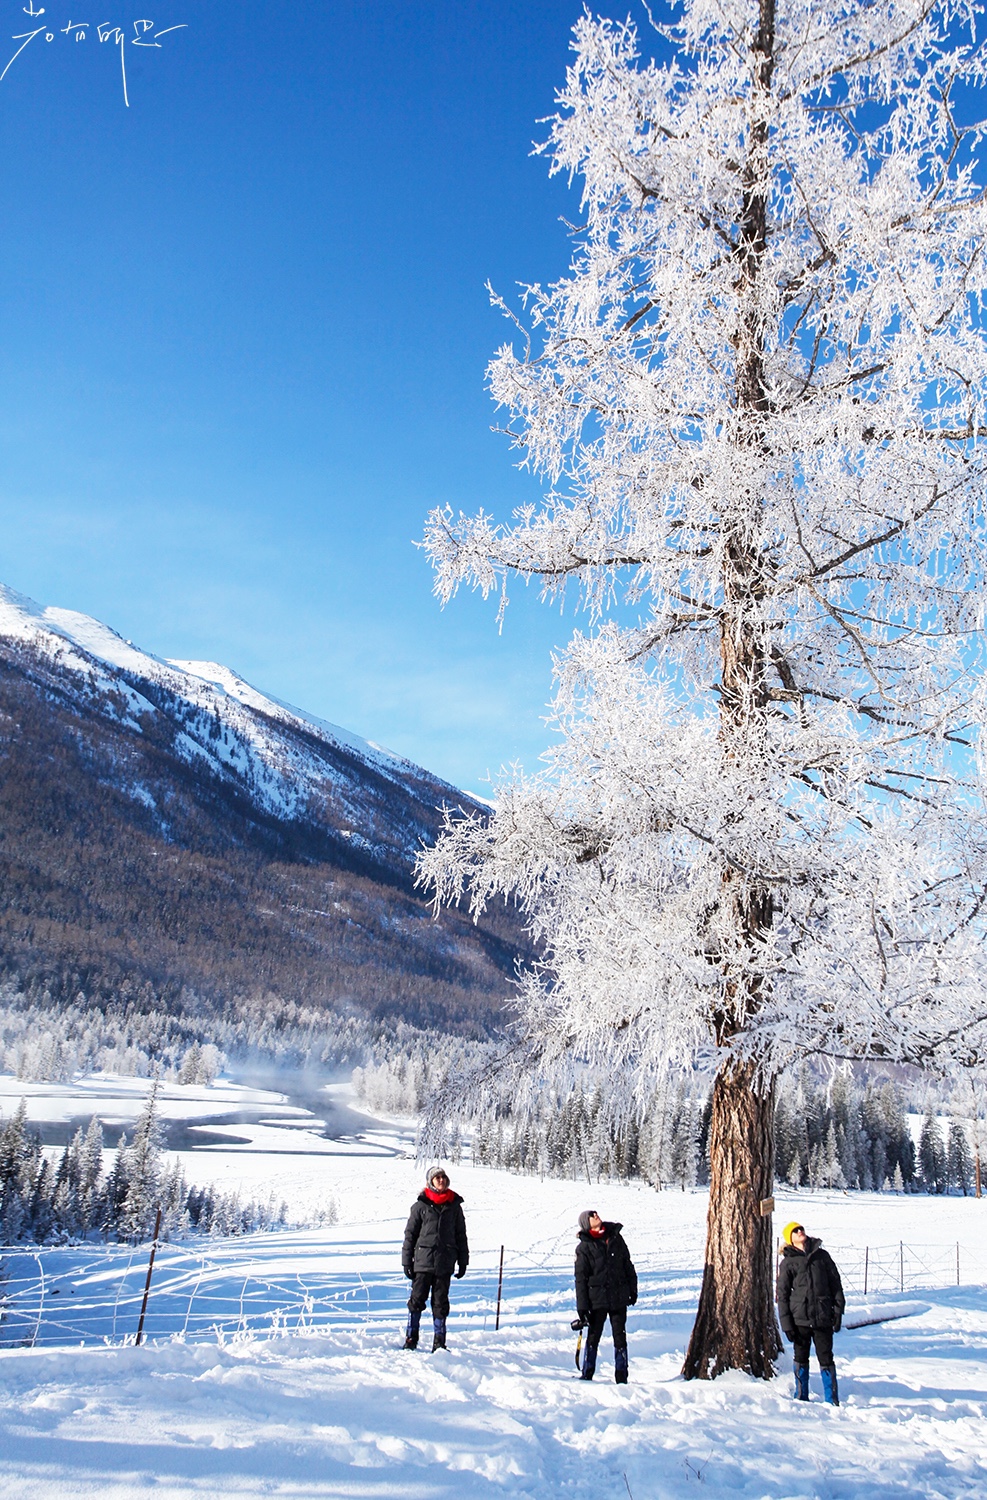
left=0, top=0, right=640, bottom=794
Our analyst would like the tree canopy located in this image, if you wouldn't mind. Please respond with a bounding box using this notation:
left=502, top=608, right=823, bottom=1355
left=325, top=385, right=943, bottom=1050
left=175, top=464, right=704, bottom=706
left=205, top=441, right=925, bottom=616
left=422, top=0, right=987, bottom=1091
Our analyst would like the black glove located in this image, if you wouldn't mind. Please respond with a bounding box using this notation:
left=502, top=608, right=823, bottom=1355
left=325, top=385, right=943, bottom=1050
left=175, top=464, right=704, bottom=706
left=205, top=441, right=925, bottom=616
left=628, top=1296, right=637, bottom=1307
left=403, top=1266, right=414, bottom=1280
left=570, top=1317, right=586, bottom=1331
left=455, top=1267, right=466, bottom=1279
left=781, top=1324, right=795, bottom=1342
left=833, top=1316, right=842, bottom=1333
left=577, top=1308, right=590, bottom=1324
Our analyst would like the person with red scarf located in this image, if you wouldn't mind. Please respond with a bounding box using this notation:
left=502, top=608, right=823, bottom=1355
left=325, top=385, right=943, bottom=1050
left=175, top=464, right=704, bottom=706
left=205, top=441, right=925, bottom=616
left=401, top=1166, right=469, bottom=1351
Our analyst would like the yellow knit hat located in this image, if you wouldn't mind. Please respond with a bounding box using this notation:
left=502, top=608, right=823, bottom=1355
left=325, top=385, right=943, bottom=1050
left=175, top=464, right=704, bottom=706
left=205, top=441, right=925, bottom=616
left=781, top=1221, right=804, bottom=1247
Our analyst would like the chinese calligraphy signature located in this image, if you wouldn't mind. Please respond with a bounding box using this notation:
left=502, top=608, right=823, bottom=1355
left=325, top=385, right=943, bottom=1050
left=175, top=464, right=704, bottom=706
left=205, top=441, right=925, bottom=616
left=1, top=9, right=187, bottom=106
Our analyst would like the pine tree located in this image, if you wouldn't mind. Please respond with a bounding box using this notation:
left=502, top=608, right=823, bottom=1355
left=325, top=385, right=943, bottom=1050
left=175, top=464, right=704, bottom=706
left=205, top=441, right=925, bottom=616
left=947, top=1122, right=974, bottom=1195
left=28, top=1158, right=55, bottom=1241
left=79, top=1116, right=105, bottom=1232
left=919, top=1108, right=947, bottom=1195
left=0, top=1101, right=33, bottom=1240
left=122, top=1083, right=164, bottom=1231
left=178, top=1042, right=203, bottom=1085
left=820, top=1121, right=846, bottom=1191
left=669, top=1089, right=699, bottom=1190
left=53, top=1130, right=84, bottom=1237
left=102, top=1133, right=130, bottom=1237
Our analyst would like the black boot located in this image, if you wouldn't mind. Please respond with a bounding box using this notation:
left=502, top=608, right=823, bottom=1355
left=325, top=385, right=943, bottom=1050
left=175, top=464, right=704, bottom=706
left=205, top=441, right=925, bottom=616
left=820, top=1365, right=840, bottom=1407
left=580, top=1340, right=598, bottom=1380
left=403, top=1310, right=421, bottom=1350
left=614, top=1346, right=628, bottom=1385
left=431, top=1317, right=447, bottom=1351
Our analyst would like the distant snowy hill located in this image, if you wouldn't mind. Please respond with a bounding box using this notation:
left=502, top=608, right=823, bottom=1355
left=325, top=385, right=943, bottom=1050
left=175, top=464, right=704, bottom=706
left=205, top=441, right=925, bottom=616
left=0, top=584, right=521, bottom=1029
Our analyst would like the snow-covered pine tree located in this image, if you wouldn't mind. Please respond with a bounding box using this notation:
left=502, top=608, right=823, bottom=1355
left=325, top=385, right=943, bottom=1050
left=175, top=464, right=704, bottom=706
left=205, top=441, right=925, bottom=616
left=947, top=1119, right=974, bottom=1192
left=52, top=1129, right=85, bottom=1237
left=669, top=1083, right=700, bottom=1190
left=950, top=1069, right=986, bottom=1195
left=79, top=1116, right=105, bottom=1232
left=0, top=1100, right=41, bottom=1241
left=421, top=0, right=987, bottom=1377
left=118, top=1083, right=163, bottom=1241
left=102, top=1132, right=129, bottom=1236
left=919, top=1106, right=948, bottom=1193
left=178, top=1042, right=203, bottom=1085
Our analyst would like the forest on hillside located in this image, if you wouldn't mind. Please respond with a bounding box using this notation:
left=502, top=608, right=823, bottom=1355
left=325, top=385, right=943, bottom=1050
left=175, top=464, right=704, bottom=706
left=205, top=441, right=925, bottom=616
left=0, top=638, right=526, bottom=1035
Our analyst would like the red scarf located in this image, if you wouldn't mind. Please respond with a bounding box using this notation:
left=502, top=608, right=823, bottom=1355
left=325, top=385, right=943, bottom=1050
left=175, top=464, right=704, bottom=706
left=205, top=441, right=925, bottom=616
left=425, top=1187, right=455, bottom=1205
left=590, top=1225, right=606, bottom=1237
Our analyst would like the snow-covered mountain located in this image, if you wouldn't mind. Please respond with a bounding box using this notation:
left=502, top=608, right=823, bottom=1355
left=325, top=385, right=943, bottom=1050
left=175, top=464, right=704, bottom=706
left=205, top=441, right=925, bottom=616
left=0, top=584, right=519, bottom=1029
left=0, top=583, right=469, bottom=877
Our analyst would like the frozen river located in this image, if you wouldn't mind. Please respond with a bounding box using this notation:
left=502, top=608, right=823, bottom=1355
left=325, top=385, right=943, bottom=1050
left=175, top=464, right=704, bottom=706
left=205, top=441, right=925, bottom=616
left=0, top=1067, right=414, bottom=1159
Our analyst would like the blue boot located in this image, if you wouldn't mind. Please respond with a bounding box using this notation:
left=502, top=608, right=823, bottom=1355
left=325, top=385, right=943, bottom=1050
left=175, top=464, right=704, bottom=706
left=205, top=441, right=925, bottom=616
left=431, top=1317, right=447, bottom=1351
left=820, top=1365, right=839, bottom=1406
left=403, top=1310, right=421, bottom=1350
left=793, top=1363, right=809, bottom=1400
left=614, top=1346, right=628, bottom=1385
left=580, top=1339, right=598, bottom=1380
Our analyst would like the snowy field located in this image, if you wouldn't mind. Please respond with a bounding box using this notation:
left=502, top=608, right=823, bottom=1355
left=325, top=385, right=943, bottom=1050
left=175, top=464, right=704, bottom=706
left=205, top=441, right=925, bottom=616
left=1, top=1074, right=986, bottom=1498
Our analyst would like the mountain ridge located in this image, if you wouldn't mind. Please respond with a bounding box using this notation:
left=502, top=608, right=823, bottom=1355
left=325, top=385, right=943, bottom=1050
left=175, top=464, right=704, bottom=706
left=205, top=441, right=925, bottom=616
left=0, top=584, right=519, bottom=1033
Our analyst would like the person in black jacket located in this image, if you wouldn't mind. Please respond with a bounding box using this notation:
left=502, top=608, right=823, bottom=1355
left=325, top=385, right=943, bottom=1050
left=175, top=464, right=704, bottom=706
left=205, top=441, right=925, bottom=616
left=401, top=1166, right=469, bottom=1351
left=574, top=1209, right=638, bottom=1383
left=776, top=1220, right=846, bottom=1405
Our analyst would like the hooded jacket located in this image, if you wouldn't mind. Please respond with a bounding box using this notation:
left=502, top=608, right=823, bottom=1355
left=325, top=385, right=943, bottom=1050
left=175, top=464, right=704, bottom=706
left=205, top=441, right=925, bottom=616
left=574, top=1221, right=638, bottom=1313
left=776, top=1236, right=845, bottom=1334
left=402, top=1191, right=469, bottom=1278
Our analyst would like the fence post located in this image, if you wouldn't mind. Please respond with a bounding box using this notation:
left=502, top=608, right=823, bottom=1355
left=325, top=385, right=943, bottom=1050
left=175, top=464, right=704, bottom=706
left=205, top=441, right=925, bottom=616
left=899, top=1240, right=904, bottom=1294
left=135, top=1205, right=162, bottom=1347
left=956, top=1242, right=960, bottom=1286
left=863, top=1246, right=869, bottom=1297
left=29, top=1250, right=45, bottom=1349
left=495, top=1245, right=505, bottom=1331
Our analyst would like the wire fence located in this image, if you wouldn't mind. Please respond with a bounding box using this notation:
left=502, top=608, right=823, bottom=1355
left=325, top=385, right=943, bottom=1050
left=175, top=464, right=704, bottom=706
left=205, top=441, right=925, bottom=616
left=0, top=1230, right=982, bottom=1352
left=0, top=1235, right=580, bottom=1351
left=828, top=1241, right=971, bottom=1297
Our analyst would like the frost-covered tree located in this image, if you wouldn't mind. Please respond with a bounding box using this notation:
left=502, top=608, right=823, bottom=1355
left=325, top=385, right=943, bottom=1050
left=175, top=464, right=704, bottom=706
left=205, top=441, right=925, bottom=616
left=950, top=1068, right=987, bottom=1194
left=117, top=1082, right=163, bottom=1242
left=421, top=0, right=987, bottom=1377
left=919, top=1106, right=948, bottom=1191
left=947, top=1118, right=974, bottom=1191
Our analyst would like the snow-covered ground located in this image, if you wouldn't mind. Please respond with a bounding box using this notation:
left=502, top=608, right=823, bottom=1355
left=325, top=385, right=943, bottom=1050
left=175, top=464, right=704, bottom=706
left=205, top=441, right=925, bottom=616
left=2, top=1074, right=986, bottom=1497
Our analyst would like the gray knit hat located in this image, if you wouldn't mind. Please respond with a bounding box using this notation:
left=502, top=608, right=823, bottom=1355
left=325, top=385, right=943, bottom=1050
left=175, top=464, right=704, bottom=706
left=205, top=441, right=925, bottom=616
left=425, top=1164, right=450, bottom=1187
left=578, top=1210, right=598, bottom=1232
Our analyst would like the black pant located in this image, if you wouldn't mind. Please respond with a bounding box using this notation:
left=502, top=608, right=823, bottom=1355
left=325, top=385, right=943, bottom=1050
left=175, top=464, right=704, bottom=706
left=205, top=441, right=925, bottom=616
left=408, top=1272, right=451, bottom=1319
left=792, top=1326, right=834, bottom=1366
left=586, top=1307, right=627, bottom=1350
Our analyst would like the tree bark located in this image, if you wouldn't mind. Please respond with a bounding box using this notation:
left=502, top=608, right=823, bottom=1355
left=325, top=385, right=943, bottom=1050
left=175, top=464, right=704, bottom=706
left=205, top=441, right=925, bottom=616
left=681, top=1059, right=782, bottom=1378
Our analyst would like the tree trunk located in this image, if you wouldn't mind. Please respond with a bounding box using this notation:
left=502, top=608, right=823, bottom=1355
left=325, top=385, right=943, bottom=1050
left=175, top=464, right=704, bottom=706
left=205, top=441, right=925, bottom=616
left=681, top=1058, right=782, bottom=1379
left=678, top=0, right=780, bottom=1383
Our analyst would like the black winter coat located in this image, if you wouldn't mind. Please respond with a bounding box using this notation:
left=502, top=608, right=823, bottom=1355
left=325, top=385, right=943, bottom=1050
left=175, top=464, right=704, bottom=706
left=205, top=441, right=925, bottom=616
left=574, top=1222, right=638, bottom=1313
left=402, top=1192, right=469, bottom=1278
left=776, top=1237, right=845, bottom=1334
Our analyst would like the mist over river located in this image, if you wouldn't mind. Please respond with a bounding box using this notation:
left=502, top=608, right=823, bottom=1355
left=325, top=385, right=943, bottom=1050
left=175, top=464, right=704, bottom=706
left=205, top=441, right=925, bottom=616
left=12, top=1065, right=400, bottom=1156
